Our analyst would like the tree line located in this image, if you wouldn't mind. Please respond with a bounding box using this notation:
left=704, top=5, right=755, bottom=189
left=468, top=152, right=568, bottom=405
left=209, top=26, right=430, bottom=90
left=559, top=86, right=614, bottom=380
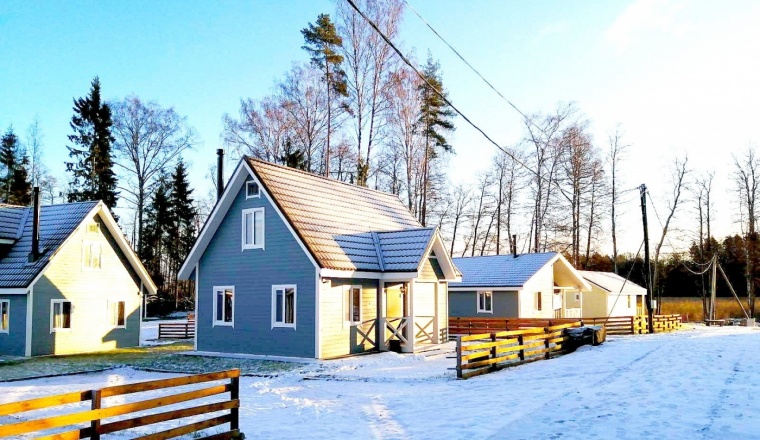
left=4, top=0, right=759, bottom=317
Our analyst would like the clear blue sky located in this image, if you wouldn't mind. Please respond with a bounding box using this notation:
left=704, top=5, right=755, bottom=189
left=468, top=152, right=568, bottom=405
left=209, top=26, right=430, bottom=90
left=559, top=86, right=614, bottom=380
left=2, top=1, right=759, bottom=253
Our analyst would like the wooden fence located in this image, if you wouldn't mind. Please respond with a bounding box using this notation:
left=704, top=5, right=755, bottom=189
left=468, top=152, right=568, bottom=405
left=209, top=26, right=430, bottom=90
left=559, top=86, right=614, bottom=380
left=456, top=321, right=582, bottom=379
left=450, top=314, right=682, bottom=337
left=159, top=316, right=196, bottom=339
left=0, top=369, right=241, bottom=439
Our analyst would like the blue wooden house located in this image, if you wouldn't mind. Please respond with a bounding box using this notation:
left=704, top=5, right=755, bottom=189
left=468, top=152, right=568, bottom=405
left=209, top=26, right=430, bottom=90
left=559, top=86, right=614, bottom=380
left=0, top=199, right=156, bottom=356
left=449, top=252, right=590, bottom=319
left=178, top=157, right=460, bottom=359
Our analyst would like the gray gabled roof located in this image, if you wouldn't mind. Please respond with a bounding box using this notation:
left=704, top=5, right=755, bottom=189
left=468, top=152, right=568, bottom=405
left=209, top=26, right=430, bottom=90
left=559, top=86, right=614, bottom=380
left=0, top=204, right=28, bottom=242
left=248, top=158, right=436, bottom=272
left=450, top=252, right=558, bottom=288
left=0, top=201, right=99, bottom=288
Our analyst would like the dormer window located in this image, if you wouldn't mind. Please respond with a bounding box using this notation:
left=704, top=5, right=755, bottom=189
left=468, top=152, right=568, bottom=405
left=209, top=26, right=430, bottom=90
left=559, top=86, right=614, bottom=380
left=246, top=181, right=260, bottom=199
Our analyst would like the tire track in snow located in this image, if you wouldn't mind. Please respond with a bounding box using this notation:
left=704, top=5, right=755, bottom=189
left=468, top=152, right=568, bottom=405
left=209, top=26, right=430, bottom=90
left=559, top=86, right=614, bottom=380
left=699, top=354, right=744, bottom=438
left=362, top=396, right=407, bottom=440
left=488, top=338, right=671, bottom=439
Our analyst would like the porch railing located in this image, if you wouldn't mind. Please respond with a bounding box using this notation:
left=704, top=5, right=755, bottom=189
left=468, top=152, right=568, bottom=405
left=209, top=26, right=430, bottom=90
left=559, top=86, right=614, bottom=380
left=563, top=308, right=582, bottom=319
left=414, top=316, right=436, bottom=345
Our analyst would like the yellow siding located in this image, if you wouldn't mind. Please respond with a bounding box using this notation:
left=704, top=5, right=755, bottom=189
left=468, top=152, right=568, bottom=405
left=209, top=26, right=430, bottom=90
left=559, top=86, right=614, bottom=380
left=438, top=282, right=448, bottom=341
left=32, top=215, right=141, bottom=356
left=418, top=258, right=438, bottom=281
left=318, top=278, right=378, bottom=359
left=582, top=288, right=608, bottom=318
left=519, top=264, right=554, bottom=318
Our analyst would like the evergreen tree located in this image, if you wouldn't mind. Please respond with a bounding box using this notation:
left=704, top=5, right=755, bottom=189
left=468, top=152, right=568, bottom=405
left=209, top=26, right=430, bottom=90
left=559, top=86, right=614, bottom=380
left=8, top=152, right=32, bottom=205
left=141, top=172, right=172, bottom=313
left=302, top=13, right=348, bottom=179
left=418, top=54, right=455, bottom=225
left=1, top=127, right=20, bottom=202
left=165, top=159, right=197, bottom=309
left=66, top=77, right=118, bottom=209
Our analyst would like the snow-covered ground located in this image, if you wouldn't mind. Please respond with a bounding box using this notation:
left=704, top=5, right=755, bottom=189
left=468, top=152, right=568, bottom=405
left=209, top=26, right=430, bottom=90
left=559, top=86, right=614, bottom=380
left=2, top=325, right=759, bottom=439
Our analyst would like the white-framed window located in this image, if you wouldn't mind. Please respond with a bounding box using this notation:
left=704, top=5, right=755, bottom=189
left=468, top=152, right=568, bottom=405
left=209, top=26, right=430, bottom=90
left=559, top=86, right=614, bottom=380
left=272, top=285, right=296, bottom=329
left=82, top=241, right=102, bottom=269
left=109, top=300, right=126, bottom=328
left=535, top=291, right=543, bottom=311
left=241, top=208, right=265, bottom=250
left=477, top=291, right=493, bottom=313
left=213, top=286, right=235, bottom=327
left=346, top=285, right=362, bottom=324
left=246, top=180, right=260, bottom=199
left=51, top=300, right=72, bottom=332
left=0, top=300, right=9, bottom=333
left=86, top=222, right=100, bottom=234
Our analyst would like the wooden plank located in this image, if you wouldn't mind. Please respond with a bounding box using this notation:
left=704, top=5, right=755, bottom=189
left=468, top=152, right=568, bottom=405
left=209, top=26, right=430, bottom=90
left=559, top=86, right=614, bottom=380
left=461, top=338, right=518, bottom=352
left=546, top=322, right=581, bottom=331
left=101, top=370, right=238, bottom=398
left=460, top=349, right=493, bottom=362
left=0, top=390, right=91, bottom=416
left=98, top=400, right=238, bottom=435
left=0, top=385, right=230, bottom=437
left=460, top=332, right=493, bottom=342
left=34, top=429, right=82, bottom=440
left=461, top=353, right=520, bottom=370
left=133, top=414, right=231, bottom=440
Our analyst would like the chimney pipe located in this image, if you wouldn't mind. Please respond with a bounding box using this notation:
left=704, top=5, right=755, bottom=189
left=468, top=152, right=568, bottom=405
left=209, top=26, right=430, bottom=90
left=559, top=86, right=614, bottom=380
left=512, top=234, right=517, bottom=258
left=216, top=149, right=224, bottom=201
left=29, top=187, right=41, bottom=262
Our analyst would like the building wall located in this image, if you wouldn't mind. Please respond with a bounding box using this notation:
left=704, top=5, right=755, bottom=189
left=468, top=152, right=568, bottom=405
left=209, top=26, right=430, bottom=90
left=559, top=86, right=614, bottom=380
left=449, top=290, right=519, bottom=317
left=31, top=215, right=142, bottom=356
left=582, top=288, right=608, bottom=318
left=197, top=176, right=317, bottom=358
left=318, top=278, right=378, bottom=359
left=519, top=263, right=555, bottom=318
left=0, top=294, right=27, bottom=356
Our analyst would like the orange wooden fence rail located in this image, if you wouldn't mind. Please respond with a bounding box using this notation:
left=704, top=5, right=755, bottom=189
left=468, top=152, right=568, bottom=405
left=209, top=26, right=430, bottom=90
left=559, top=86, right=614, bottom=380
left=159, top=317, right=196, bottom=339
left=450, top=314, right=682, bottom=337
left=0, top=369, right=241, bottom=439
left=456, top=321, right=582, bottom=379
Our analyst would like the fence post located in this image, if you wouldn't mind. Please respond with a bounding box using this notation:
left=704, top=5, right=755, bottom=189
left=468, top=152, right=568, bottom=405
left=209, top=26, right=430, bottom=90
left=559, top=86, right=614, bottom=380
left=90, top=389, right=102, bottom=440
left=518, top=334, right=525, bottom=361
left=230, top=373, right=240, bottom=432
left=456, top=337, right=463, bottom=379
left=490, top=333, right=497, bottom=370
left=544, top=327, right=550, bottom=359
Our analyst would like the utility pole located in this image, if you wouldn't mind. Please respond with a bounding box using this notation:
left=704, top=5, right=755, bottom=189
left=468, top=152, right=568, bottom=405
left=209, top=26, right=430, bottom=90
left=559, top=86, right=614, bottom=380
left=710, top=254, right=717, bottom=321
left=640, top=184, right=655, bottom=334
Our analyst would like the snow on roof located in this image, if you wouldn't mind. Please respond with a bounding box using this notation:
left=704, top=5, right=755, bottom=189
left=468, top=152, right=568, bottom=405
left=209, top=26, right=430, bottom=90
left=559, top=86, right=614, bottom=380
left=450, top=252, right=558, bottom=288
left=580, top=270, right=647, bottom=296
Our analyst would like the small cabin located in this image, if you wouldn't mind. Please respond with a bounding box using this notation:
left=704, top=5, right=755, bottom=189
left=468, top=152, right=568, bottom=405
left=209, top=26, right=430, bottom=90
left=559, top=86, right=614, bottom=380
left=580, top=271, right=647, bottom=317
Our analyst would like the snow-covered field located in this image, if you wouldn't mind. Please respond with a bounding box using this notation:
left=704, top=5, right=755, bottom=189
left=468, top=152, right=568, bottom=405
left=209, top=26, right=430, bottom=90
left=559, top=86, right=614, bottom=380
left=2, top=325, right=759, bottom=439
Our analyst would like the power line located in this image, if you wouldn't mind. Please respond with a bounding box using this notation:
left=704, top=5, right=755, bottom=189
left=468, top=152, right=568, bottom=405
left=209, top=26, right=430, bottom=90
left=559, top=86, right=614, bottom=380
left=401, top=0, right=531, bottom=122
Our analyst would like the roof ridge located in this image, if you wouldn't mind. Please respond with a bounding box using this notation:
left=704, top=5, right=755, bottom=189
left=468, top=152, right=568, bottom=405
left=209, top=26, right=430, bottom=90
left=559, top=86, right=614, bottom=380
left=370, top=232, right=385, bottom=272
left=246, top=156, right=406, bottom=201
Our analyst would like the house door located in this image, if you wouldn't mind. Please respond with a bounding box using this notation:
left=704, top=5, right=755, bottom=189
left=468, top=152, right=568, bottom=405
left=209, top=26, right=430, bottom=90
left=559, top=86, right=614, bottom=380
left=385, top=283, right=407, bottom=318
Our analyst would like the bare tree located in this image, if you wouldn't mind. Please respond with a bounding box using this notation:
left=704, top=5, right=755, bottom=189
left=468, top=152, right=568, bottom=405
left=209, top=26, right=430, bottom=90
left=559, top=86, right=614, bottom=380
left=111, top=95, right=197, bottom=255
left=337, top=0, right=403, bottom=186
left=492, top=148, right=526, bottom=254
left=652, top=156, right=689, bottom=312
left=466, top=172, right=493, bottom=256
left=607, top=126, right=628, bottom=273
left=222, top=96, right=293, bottom=163
left=734, top=146, right=760, bottom=316
left=447, top=184, right=471, bottom=256
left=583, top=160, right=606, bottom=266
left=25, top=116, right=44, bottom=186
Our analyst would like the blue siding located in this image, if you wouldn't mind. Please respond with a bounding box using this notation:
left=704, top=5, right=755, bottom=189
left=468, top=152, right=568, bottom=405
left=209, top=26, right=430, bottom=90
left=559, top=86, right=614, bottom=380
left=197, top=176, right=317, bottom=358
left=449, top=290, right=518, bottom=317
left=0, top=294, right=27, bottom=356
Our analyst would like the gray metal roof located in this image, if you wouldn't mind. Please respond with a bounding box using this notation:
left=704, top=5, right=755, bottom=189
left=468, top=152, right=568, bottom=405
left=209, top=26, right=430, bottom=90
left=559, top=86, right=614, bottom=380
left=450, top=252, right=558, bottom=288
left=0, top=204, right=28, bottom=241
left=248, top=158, right=435, bottom=272
left=0, top=201, right=98, bottom=288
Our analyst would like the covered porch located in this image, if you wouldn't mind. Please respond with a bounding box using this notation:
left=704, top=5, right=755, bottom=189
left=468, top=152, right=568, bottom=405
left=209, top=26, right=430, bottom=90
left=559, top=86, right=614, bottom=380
left=553, top=286, right=584, bottom=319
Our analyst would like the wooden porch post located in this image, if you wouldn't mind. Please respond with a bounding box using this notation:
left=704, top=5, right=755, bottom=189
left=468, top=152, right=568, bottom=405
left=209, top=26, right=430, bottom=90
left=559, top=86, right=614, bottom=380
left=433, top=282, right=440, bottom=344
left=405, top=281, right=415, bottom=353
left=378, top=280, right=387, bottom=351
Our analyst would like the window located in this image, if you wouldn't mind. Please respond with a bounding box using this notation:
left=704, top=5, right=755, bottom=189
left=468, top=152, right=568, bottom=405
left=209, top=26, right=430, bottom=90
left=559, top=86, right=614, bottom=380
left=346, top=286, right=362, bottom=324
left=213, top=286, right=234, bottom=326
left=477, top=291, right=493, bottom=313
left=83, top=241, right=102, bottom=269
left=272, top=285, right=296, bottom=328
left=109, top=301, right=126, bottom=328
left=0, top=300, right=8, bottom=333
left=535, top=292, right=542, bottom=311
left=86, top=222, right=100, bottom=234
left=51, top=300, right=72, bottom=331
left=246, top=181, right=260, bottom=199
left=241, top=208, right=265, bottom=250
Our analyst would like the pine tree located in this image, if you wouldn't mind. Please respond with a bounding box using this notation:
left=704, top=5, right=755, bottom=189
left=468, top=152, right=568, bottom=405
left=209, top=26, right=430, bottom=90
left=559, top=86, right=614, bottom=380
left=141, top=172, right=171, bottom=313
left=1, top=127, right=20, bottom=202
left=302, top=13, right=348, bottom=179
left=165, top=159, right=197, bottom=309
left=8, top=153, right=32, bottom=205
left=66, top=77, right=118, bottom=209
left=418, top=55, right=455, bottom=226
